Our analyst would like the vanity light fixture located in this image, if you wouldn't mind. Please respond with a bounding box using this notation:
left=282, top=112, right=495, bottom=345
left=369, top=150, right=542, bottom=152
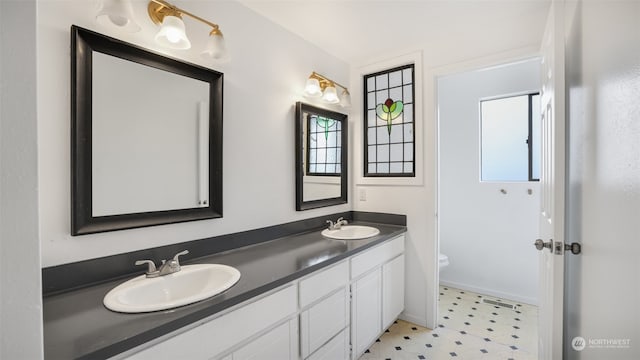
left=148, top=0, right=226, bottom=58
left=96, top=0, right=228, bottom=58
left=322, top=82, right=340, bottom=104
left=96, top=0, right=141, bottom=32
left=339, top=88, right=351, bottom=107
left=303, top=72, right=351, bottom=108
left=154, top=14, right=191, bottom=49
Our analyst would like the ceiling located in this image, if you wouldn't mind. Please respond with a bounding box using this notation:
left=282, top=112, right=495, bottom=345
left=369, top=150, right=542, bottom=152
left=237, top=0, right=551, bottom=65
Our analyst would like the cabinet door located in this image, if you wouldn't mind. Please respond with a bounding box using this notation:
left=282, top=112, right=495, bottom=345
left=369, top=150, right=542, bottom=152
left=300, top=287, right=349, bottom=358
left=382, top=254, right=405, bottom=329
left=231, top=319, right=298, bottom=360
left=351, top=269, right=381, bottom=359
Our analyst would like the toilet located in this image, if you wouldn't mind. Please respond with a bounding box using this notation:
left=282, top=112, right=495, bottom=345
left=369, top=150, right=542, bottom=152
left=439, top=253, right=449, bottom=269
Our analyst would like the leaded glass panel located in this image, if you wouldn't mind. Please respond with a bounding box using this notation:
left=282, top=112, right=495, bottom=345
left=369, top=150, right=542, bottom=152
left=307, top=114, right=341, bottom=176
left=364, top=64, right=415, bottom=177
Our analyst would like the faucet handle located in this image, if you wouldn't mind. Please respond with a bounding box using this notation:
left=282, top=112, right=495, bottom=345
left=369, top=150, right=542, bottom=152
left=326, top=220, right=335, bottom=230
left=135, top=260, right=157, bottom=274
left=172, top=250, right=189, bottom=266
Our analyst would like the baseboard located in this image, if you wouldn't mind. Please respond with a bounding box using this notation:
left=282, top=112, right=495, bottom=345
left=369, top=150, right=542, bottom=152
left=398, top=312, right=428, bottom=328
left=439, top=280, right=538, bottom=306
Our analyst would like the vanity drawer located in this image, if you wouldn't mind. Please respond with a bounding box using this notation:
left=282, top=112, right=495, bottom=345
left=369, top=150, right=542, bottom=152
left=351, top=235, right=404, bottom=279
left=300, top=287, right=349, bottom=358
left=307, top=328, right=350, bottom=360
left=299, top=260, right=349, bottom=308
left=129, top=284, right=297, bottom=360
left=231, top=319, right=298, bottom=360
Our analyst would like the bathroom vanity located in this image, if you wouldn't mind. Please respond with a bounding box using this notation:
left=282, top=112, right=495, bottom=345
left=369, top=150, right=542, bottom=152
left=127, top=235, right=403, bottom=360
left=42, top=213, right=406, bottom=360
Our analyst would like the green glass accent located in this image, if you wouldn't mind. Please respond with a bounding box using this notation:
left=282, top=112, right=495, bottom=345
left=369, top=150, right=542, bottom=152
left=313, top=115, right=336, bottom=140
left=376, top=98, right=404, bottom=134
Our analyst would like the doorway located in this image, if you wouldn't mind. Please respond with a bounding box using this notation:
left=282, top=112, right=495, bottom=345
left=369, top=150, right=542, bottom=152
left=436, top=58, right=542, bottom=358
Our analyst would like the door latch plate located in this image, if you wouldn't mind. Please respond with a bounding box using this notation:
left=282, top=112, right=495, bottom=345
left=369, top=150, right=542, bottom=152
left=553, top=241, right=582, bottom=255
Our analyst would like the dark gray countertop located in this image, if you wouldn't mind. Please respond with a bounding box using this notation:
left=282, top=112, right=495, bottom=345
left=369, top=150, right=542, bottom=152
left=43, top=222, right=406, bottom=360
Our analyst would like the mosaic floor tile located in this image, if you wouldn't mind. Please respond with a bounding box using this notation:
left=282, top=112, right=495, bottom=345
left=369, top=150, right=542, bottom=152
left=359, top=286, right=538, bottom=360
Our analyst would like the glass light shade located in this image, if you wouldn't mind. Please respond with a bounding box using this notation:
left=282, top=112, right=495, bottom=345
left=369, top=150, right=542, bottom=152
left=322, top=85, right=340, bottom=104
left=96, top=0, right=141, bottom=32
left=339, top=89, right=351, bottom=108
left=154, top=15, right=191, bottom=50
left=202, top=33, right=227, bottom=59
left=304, top=78, right=322, bottom=98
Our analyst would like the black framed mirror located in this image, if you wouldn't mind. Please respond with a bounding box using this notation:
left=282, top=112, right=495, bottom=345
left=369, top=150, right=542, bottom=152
left=295, top=102, right=348, bottom=211
left=71, top=26, right=223, bottom=235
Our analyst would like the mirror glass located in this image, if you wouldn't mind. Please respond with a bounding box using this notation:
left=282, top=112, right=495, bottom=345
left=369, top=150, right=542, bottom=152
left=71, top=26, right=223, bottom=235
left=295, top=102, right=347, bottom=210
left=92, top=52, right=210, bottom=216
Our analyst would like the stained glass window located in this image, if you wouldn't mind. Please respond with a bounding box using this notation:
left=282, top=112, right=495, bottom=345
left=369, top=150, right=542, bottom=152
left=364, top=64, right=415, bottom=177
left=307, top=114, right=341, bottom=176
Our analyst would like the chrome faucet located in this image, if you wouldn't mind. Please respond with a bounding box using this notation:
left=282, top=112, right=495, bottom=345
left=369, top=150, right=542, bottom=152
left=135, top=250, right=189, bottom=278
left=326, top=217, right=348, bottom=230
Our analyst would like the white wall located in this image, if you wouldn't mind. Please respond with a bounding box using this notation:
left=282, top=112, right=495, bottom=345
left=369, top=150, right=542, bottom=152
left=351, top=51, right=431, bottom=328
left=351, top=46, right=542, bottom=327
left=0, top=0, right=43, bottom=358
left=438, top=59, right=541, bottom=305
left=564, top=1, right=640, bottom=358
left=37, top=0, right=350, bottom=267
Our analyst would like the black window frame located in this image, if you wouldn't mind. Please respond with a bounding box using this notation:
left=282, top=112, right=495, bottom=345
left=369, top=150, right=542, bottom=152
left=480, top=92, right=540, bottom=182
left=363, top=64, right=416, bottom=178
left=527, top=93, right=540, bottom=182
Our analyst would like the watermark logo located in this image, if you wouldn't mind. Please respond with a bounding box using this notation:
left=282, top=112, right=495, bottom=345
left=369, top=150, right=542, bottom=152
left=572, top=337, right=586, bottom=351
left=572, top=336, right=631, bottom=351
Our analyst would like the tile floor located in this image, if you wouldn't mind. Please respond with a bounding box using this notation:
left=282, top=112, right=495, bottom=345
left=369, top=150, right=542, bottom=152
left=359, top=286, right=538, bottom=360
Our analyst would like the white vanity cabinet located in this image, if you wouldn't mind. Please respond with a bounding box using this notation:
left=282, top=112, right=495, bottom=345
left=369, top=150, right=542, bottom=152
left=299, top=260, right=350, bottom=360
left=350, top=235, right=405, bottom=359
left=125, top=285, right=298, bottom=360
left=122, top=233, right=405, bottom=360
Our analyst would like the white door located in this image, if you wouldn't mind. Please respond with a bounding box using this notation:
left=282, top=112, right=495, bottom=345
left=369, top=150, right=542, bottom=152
left=537, top=1, right=566, bottom=359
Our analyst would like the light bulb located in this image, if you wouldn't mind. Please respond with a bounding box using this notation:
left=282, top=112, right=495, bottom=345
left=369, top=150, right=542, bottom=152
left=107, top=14, right=128, bottom=27
left=202, top=30, right=227, bottom=59
left=322, top=84, right=339, bottom=104
left=339, top=89, right=351, bottom=108
left=166, top=29, right=182, bottom=43
left=154, top=15, right=191, bottom=50
left=96, top=0, right=141, bottom=32
left=304, top=77, right=322, bottom=98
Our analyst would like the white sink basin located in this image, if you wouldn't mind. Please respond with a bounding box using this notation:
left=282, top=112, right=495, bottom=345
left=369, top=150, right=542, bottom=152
left=321, top=225, right=380, bottom=240
left=103, top=264, right=241, bottom=313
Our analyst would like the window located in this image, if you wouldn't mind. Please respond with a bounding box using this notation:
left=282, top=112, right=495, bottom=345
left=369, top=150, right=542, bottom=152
left=480, top=93, right=540, bottom=182
left=306, top=114, right=341, bottom=176
left=364, top=64, right=415, bottom=177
